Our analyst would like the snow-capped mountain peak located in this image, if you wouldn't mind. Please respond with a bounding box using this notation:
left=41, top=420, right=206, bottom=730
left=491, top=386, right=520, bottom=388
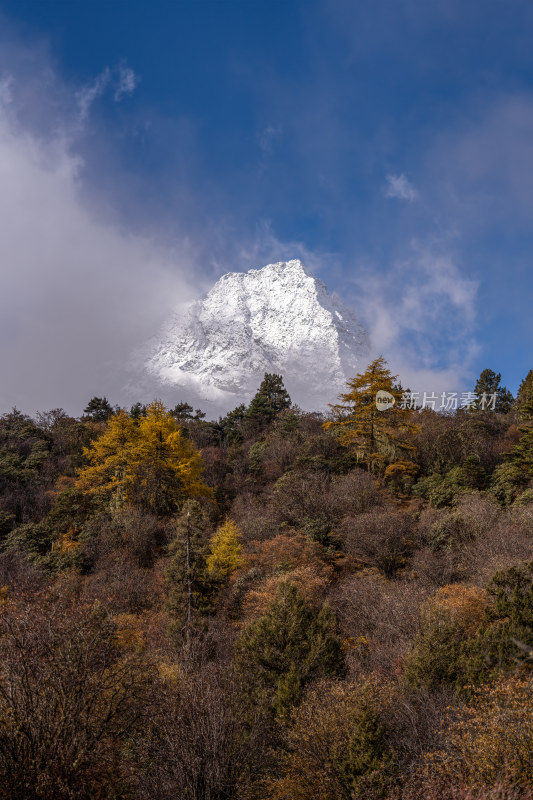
left=145, top=259, right=370, bottom=412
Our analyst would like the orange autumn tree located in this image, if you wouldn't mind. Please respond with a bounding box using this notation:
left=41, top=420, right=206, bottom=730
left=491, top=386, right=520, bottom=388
left=324, top=356, right=418, bottom=473
left=76, top=401, right=213, bottom=516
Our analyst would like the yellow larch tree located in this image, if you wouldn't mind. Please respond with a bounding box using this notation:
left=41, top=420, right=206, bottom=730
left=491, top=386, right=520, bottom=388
left=76, top=401, right=213, bottom=516
left=324, top=356, right=419, bottom=472
left=206, top=519, right=243, bottom=582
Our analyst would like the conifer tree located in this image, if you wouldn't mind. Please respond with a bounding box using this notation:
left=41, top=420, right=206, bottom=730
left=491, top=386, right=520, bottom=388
left=206, top=518, right=243, bottom=582
left=83, top=396, right=113, bottom=422
left=165, top=500, right=214, bottom=638
left=76, top=401, right=212, bottom=515
left=463, top=562, right=533, bottom=685
left=129, top=402, right=147, bottom=421
left=472, top=369, right=513, bottom=413
left=218, top=403, right=247, bottom=444
left=246, top=373, right=291, bottom=425
left=508, top=398, right=533, bottom=477
left=489, top=396, right=533, bottom=505
left=171, top=402, right=195, bottom=421
left=516, top=369, right=533, bottom=417
left=234, top=582, right=345, bottom=718
left=324, top=356, right=418, bottom=472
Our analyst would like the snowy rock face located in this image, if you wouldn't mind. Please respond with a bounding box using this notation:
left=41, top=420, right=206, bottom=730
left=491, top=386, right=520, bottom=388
left=145, top=260, right=370, bottom=413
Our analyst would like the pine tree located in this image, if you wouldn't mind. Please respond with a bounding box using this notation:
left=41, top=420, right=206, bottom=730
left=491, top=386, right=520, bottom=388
left=508, top=398, right=533, bottom=478
left=246, top=373, right=291, bottom=425
left=218, top=403, right=247, bottom=445
left=170, top=402, right=194, bottom=421
left=324, top=356, right=418, bottom=472
left=129, top=402, right=147, bottom=421
left=83, top=396, right=113, bottom=422
left=165, top=500, right=214, bottom=638
left=234, top=582, right=345, bottom=718
left=463, top=562, right=533, bottom=685
left=472, top=369, right=513, bottom=413
left=516, top=369, right=533, bottom=417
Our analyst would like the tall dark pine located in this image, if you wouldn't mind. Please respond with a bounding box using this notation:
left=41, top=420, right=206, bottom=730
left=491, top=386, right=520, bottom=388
left=83, top=396, right=113, bottom=422
left=509, top=398, right=533, bottom=477
left=164, top=500, right=213, bottom=639
left=247, top=373, right=291, bottom=424
left=516, top=369, right=533, bottom=416
left=235, top=582, right=345, bottom=719
left=129, top=402, right=147, bottom=421
left=473, top=369, right=513, bottom=413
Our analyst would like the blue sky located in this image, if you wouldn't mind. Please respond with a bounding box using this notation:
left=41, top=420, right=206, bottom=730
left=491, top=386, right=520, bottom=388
left=0, top=0, right=532, bottom=413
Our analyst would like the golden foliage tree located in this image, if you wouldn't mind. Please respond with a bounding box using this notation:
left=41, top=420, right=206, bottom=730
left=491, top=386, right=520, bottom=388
left=76, top=401, right=212, bottom=516
left=206, top=518, right=243, bottom=582
left=324, top=356, right=418, bottom=472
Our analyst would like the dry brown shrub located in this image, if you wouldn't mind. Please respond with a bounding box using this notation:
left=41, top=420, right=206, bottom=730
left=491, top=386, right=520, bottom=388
left=243, top=563, right=332, bottom=617
left=260, top=432, right=300, bottom=482
left=426, top=583, right=488, bottom=635
left=330, top=468, right=383, bottom=514
left=411, top=546, right=464, bottom=588
left=81, top=551, right=161, bottom=613
left=331, top=572, right=429, bottom=676
left=0, top=598, right=150, bottom=800
left=271, top=470, right=335, bottom=526
left=461, top=505, right=533, bottom=586
left=338, top=508, right=416, bottom=577
left=425, top=676, right=533, bottom=788
left=387, top=780, right=533, bottom=799
left=230, top=491, right=280, bottom=541
left=236, top=533, right=333, bottom=617
left=266, top=679, right=395, bottom=800
left=130, top=662, right=264, bottom=800
left=0, top=551, right=44, bottom=596
left=382, top=685, right=454, bottom=782
left=243, top=531, right=329, bottom=574
left=414, top=494, right=533, bottom=588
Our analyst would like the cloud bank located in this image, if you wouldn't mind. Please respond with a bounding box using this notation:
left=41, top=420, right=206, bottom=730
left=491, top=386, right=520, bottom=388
left=0, top=54, right=197, bottom=416
left=347, top=242, right=479, bottom=397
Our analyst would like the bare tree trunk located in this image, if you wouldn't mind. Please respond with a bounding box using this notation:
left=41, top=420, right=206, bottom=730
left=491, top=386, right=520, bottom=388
left=185, top=510, right=192, bottom=650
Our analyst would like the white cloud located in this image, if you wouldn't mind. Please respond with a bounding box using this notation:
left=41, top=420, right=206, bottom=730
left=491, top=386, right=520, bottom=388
left=114, top=64, right=138, bottom=102
left=347, top=241, right=479, bottom=394
left=258, top=123, right=282, bottom=156
left=0, top=63, right=198, bottom=415
left=385, top=173, right=417, bottom=201
left=426, top=94, right=533, bottom=228
left=75, top=62, right=138, bottom=125
left=0, top=76, right=13, bottom=107
left=75, top=68, right=111, bottom=122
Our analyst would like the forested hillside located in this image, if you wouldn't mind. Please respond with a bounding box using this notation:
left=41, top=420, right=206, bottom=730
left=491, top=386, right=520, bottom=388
left=1, top=362, right=533, bottom=799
